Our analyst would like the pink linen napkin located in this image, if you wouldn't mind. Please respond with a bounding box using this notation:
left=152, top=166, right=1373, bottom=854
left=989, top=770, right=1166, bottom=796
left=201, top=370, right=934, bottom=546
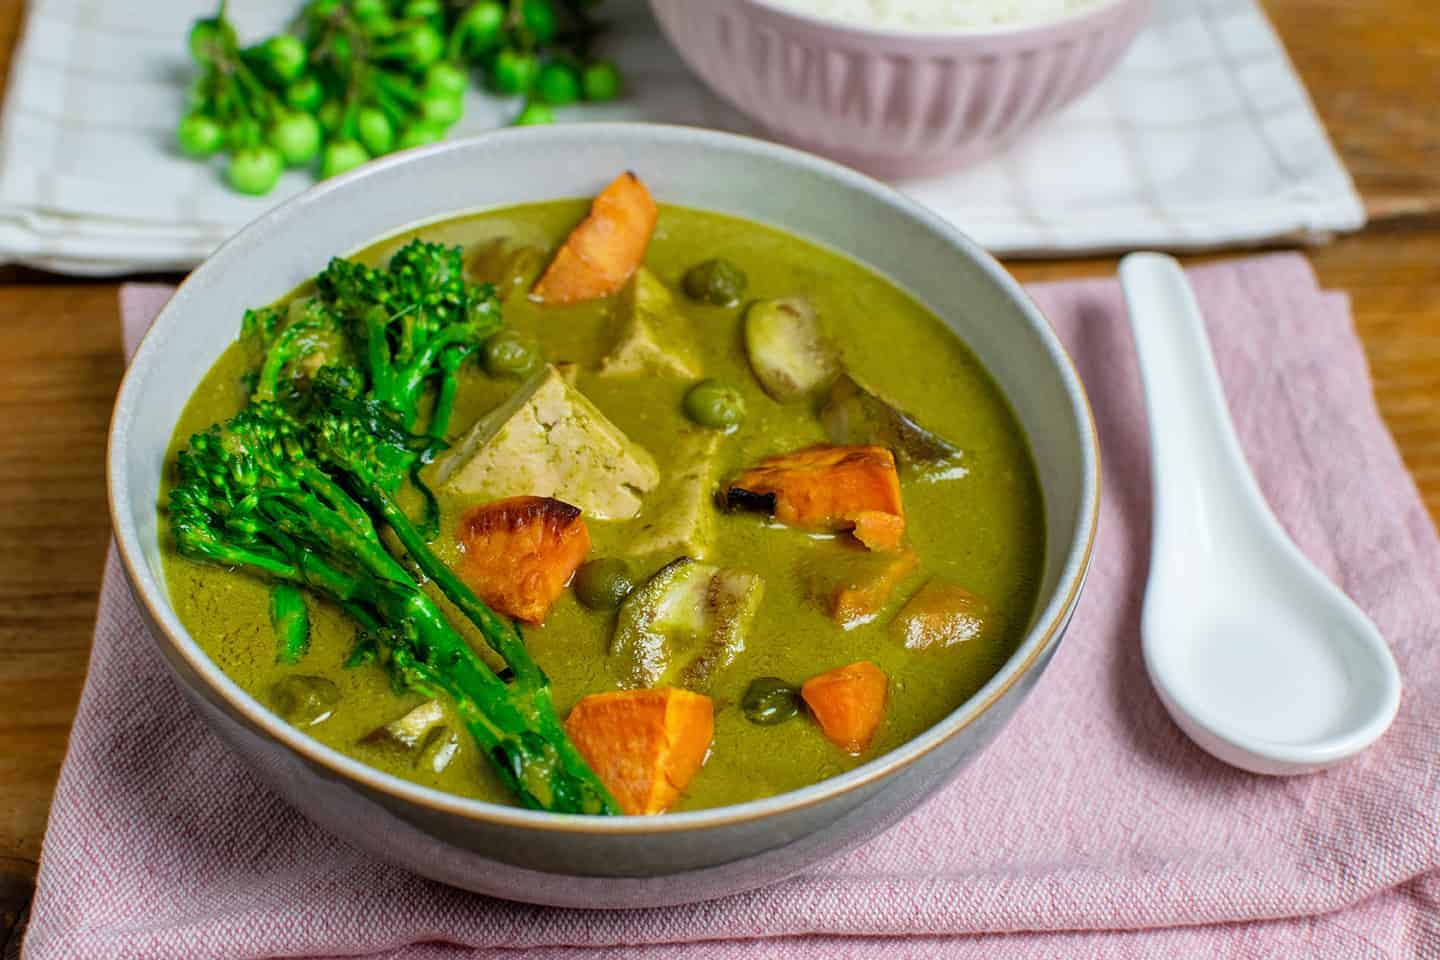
left=24, top=254, right=1440, bottom=959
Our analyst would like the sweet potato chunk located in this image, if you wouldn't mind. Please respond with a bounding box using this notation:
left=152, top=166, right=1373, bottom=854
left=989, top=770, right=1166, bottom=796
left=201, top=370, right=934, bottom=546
left=725, top=444, right=905, bottom=550
left=852, top=511, right=906, bottom=552
left=801, top=661, right=888, bottom=755
left=564, top=688, right=714, bottom=815
left=830, top=548, right=919, bottom=627
left=531, top=171, right=658, bottom=305
left=457, top=496, right=591, bottom=624
left=890, top=579, right=994, bottom=650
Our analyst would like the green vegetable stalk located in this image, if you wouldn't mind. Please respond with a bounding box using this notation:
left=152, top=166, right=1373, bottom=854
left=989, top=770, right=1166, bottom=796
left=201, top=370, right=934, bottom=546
left=178, top=237, right=616, bottom=812
left=170, top=395, right=618, bottom=814
left=269, top=584, right=312, bottom=663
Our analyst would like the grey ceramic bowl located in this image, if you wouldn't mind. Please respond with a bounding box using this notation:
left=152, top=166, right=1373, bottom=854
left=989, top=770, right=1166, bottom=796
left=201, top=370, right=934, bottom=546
left=108, top=124, right=1099, bottom=909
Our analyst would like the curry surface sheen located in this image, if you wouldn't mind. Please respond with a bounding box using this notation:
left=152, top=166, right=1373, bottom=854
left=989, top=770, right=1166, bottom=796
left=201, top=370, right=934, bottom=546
left=162, top=201, right=1045, bottom=811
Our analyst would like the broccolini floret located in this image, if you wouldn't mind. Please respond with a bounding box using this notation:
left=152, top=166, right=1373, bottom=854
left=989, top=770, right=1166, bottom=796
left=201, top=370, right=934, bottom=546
left=244, top=239, right=502, bottom=439
left=169, top=369, right=617, bottom=815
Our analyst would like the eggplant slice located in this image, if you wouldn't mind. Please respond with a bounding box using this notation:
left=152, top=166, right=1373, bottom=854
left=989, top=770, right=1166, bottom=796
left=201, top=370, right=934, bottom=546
left=820, top=374, right=966, bottom=481
left=610, top=557, right=765, bottom=690
left=743, top=296, right=841, bottom=401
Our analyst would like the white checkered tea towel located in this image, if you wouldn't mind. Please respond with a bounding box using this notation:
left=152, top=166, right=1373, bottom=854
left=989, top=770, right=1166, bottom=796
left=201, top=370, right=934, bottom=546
left=0, top=0, right=1363, bottom=275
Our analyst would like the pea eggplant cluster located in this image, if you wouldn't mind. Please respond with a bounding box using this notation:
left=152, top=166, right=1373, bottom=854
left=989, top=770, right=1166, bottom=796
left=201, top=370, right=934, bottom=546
left=179, top=0, right=623, bottom=196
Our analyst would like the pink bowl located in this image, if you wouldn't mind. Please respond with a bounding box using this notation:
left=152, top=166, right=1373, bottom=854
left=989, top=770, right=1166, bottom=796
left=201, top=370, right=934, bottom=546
left=649, top=0, right=1152, bottom=179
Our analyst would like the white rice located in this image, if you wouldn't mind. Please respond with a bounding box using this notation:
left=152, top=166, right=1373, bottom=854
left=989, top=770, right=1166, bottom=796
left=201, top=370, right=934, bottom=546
left=764, top=0, right=1104, bottom=29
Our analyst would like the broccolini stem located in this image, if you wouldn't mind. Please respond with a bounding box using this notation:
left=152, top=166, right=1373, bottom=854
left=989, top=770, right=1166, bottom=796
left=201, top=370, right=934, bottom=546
left=173, top=533, right=298, bottom=581
left=363, top=305, right=398, bottom=411
left=430, top=371, right=458, bottom=441
left=429, top=347, right=466, bottom=441
left=368, top=485, right=544, bottom=688
left=269, top=584, right=310, bottom=664
left=393, top=324, right=485, bottom=411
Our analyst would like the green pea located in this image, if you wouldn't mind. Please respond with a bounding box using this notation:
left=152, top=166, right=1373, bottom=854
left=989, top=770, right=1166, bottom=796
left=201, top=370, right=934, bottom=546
left=521, top=0, right=558, bottom=45
left=227, top=146, right=284, bottom=195
left=319, top=139, right=370, bottom=179
left=682, top=257, right=747, bottom=306
left=482, top=331, right=542, bottom=378
left=536, top=62, right=581, bottom=106
left=225, top=117, right=261, bottom=151
left=396, top=123, right=446, bottom=150
left=491, top=49, right=539, bottom=95
left=317, top=100, right=343, bottom=133
left=188, top=18, right=235, bottom=65
left=511, top=101, right=554, bottom=126
left=400, top=24, right=446, bottom=67
left=683, top=379, right=746, bottom=431
left=268, top=111, right=322, bottom=167
left=458, top=1, right=505, bottom=53
left=573, top=558, right=635, bottom=611
left=285, top=75, right=325, bottom=112
left=420, top=91, right=463, bottom=128
left=271, top=674, right=339, bottom=727
left=261, top=34, right=308, bottom=82
left=356, top=107, right=396, bottom=157
left=581, top=60, right=622, bottom=102
left=177, top=113, right=225, bottom=158
left=424, top=61, right=468, bottom=98
left=741, top=677, right=801, bottom=726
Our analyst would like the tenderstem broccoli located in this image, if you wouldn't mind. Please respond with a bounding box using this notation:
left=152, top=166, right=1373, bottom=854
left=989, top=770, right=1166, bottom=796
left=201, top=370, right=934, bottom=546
left=245, top=239, right=500, bottom=439
left=169, top=389, right=618, bottom=815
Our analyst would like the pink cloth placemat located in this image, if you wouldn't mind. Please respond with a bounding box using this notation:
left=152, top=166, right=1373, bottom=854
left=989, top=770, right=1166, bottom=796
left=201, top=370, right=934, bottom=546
left=24, top=254, right=1440, bottom=959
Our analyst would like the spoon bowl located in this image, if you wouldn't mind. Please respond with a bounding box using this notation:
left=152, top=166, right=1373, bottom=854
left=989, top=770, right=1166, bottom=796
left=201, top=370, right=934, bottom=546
left=1120, top=252, right=1401, bottom=775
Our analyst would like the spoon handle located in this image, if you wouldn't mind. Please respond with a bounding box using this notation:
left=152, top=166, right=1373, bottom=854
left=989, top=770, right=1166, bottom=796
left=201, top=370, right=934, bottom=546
left=1119, top=252, right=1265, bottom=554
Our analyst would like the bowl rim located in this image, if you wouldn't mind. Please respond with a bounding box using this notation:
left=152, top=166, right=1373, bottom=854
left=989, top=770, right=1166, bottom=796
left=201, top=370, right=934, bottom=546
left=108, top=122, right=1100, bottom=837
left=740, top=0, right=1140, bottom=39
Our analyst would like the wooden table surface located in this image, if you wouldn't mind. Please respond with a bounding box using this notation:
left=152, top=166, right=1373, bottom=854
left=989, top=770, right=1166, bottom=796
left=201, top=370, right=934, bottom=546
left=2, top=0, right=1437, bottom=952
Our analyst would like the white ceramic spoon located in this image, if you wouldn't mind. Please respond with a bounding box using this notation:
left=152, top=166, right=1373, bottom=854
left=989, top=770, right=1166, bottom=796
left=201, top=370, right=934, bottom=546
left=1119, top=252, right=1402, bottom=775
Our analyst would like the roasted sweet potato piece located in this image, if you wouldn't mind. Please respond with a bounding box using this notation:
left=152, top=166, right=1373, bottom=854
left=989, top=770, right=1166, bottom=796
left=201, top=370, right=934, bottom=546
left=564, top=688, right=714, bottom=815
left=725, top=444, right=905, bottom=550
left=801, top=661, right=888, bottom=755
left=830, top=548, right=919, bottom=627
left=890, top=579, right=995, bottom=650
left=852, top=511, right=906, bottom=552
left=457, top=496, right=591, bottom=624
left=531, top=171, right=658, bottom=305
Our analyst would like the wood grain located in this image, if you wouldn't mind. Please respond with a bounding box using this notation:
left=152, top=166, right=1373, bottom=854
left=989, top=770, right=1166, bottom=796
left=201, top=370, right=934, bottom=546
left=1263, top=0, right=1440, bottom=222
left=0, top=0, right=1438, bottom=948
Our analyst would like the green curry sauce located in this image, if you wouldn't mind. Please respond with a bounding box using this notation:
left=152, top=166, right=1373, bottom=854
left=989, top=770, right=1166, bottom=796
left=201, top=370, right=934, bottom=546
left=163, top=201, right=1045, bottom=811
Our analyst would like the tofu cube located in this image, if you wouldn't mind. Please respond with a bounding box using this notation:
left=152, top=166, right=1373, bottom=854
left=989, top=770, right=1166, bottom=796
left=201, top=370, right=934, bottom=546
left=431, top=365, right=660, bottom=520
left=627, top=429, right=723, bottom=560
left=598, top=268, right=703, bottom=380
